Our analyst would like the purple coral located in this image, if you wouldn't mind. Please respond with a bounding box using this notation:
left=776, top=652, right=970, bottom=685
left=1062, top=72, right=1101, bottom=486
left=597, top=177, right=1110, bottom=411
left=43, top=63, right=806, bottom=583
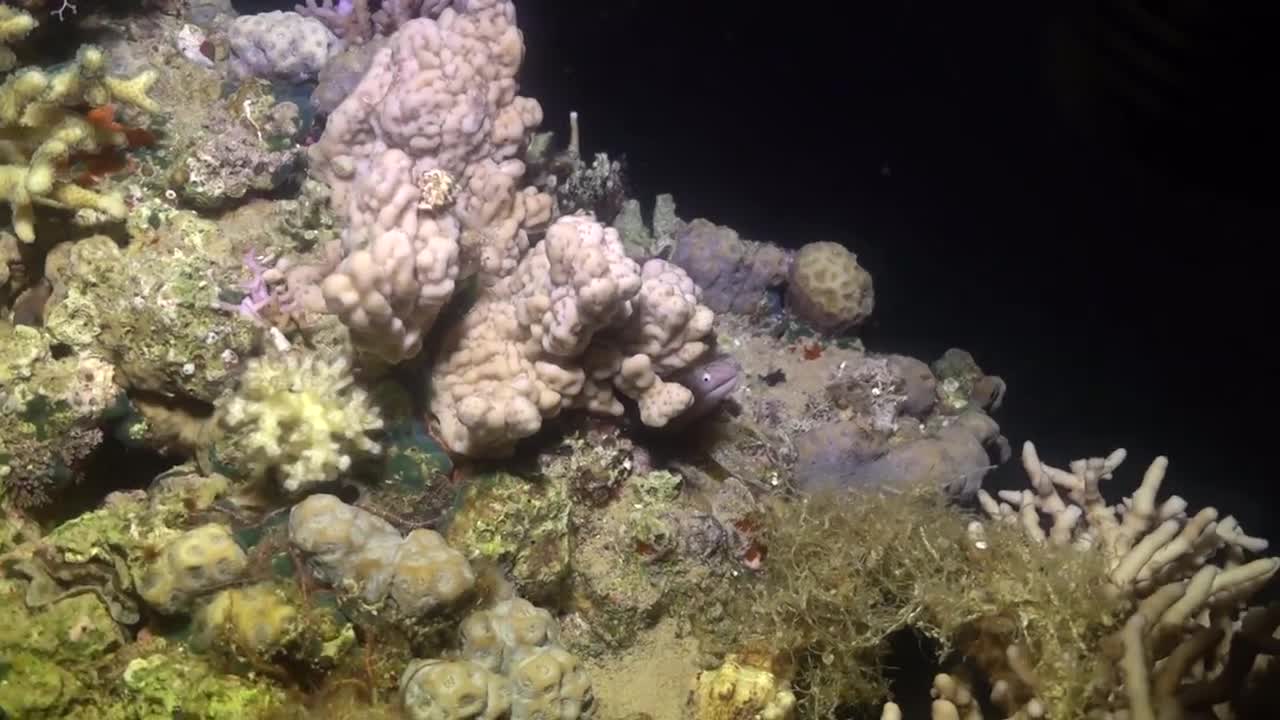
left=296, top=0, right=454, bottom=42
left=216, top=250, right=276, bottom=325
left=668, top=218, right=791, bottom=315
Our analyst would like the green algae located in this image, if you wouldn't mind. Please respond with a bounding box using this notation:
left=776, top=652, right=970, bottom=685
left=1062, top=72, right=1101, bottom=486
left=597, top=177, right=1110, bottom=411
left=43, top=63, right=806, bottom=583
left=105, top=645, right=286, bottom=719
left=445, top=470, right=571, bottom=606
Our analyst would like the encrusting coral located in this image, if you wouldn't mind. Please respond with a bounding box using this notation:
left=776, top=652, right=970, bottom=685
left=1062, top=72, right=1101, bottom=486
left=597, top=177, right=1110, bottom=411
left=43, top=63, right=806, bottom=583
left=0, top=3, right=158, bottom=242
left=289, top=493, right=478, bottom=623
left=400, top=596, right=595, bottom=719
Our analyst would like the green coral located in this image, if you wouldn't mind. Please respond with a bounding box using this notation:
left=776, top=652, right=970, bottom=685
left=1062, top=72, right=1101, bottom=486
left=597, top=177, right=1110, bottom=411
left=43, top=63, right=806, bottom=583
left=9, top=466, right=229, bottom=623
left=0, top=651, right=83, bottom=719
left=0, top=578, right=122, bottom=719
left=43, top=216, right=256, bottom=403
left=445, top=470, right=571, bottom=606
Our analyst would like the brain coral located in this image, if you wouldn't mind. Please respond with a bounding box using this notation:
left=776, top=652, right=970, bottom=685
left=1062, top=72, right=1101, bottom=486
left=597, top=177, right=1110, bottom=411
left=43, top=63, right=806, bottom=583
left=785, top=241, right=874, bottom=334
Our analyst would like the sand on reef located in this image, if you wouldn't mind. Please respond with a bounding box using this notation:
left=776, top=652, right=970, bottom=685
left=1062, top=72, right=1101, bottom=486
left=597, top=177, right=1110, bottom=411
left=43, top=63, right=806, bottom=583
left=583, top=617, right=701, bottom=719
left=716, top=313, right=868, bottom=429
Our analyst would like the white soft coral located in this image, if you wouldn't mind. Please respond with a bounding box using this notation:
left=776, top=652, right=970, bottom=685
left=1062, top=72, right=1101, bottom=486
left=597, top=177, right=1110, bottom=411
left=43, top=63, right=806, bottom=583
left=216, top=350, right=383, bottom=493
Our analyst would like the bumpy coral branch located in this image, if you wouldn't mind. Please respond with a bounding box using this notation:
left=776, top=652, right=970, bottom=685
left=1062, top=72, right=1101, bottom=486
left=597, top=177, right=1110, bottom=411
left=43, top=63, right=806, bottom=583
left=429, top=213, right=717, bottom=457
left=307, top=0, right=552, bottom=361
left=0, top=25, right=158, bottom=242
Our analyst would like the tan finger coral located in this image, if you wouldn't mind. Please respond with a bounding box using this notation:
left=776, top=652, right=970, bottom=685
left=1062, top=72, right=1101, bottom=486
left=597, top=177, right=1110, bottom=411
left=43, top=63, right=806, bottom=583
left=0, top=17, right=158, bottom=242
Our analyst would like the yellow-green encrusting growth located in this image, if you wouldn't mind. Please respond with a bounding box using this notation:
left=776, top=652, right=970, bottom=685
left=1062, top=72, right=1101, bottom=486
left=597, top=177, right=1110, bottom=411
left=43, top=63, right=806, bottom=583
left=0, top=3, right=158, bottom=242
left=729, top=484, right=1125, bottom=718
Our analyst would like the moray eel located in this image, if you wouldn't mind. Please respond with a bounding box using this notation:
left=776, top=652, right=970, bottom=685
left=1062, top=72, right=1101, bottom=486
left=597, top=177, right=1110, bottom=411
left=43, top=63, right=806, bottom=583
left=13, top=277, right=52, bottom=327
left=669, top=355, right=741, bottom=426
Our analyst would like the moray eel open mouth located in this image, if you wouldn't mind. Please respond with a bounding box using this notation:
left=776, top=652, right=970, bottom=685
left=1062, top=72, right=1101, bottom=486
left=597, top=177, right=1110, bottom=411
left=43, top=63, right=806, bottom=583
left=700, top=371, right=739, bottom=406
left=672, top=355, right=741, bottom=424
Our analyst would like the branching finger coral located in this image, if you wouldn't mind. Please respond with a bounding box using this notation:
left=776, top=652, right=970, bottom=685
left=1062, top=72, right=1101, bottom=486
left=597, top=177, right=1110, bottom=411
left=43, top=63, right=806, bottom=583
left=976, top=442, right=1280, bottom=719
left=0, top=4, right=158, bottom=242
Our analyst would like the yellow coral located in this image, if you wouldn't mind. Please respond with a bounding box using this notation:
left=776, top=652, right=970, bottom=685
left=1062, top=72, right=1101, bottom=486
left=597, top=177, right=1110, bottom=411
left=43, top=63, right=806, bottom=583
left=0, top=5, right=35, bottom=72
left=0, top=6, right=159, bottom=242
left=689, top=656, right=797, bottom=720
left=137, top=524, right=249, bottom=614
left=195, top=583, right=300, bottom=655
left=786, top=241, right=874, bottom=334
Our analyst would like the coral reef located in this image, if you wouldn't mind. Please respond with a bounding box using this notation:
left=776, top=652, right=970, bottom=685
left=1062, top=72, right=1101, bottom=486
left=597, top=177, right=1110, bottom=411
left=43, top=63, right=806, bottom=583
left=0, top=0, right=1273, bottom=719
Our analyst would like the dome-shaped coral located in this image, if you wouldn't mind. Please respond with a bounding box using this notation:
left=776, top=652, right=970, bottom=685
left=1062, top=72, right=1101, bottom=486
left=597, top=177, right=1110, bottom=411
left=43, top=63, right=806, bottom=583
left=785, top=241, right=874, bottom=334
